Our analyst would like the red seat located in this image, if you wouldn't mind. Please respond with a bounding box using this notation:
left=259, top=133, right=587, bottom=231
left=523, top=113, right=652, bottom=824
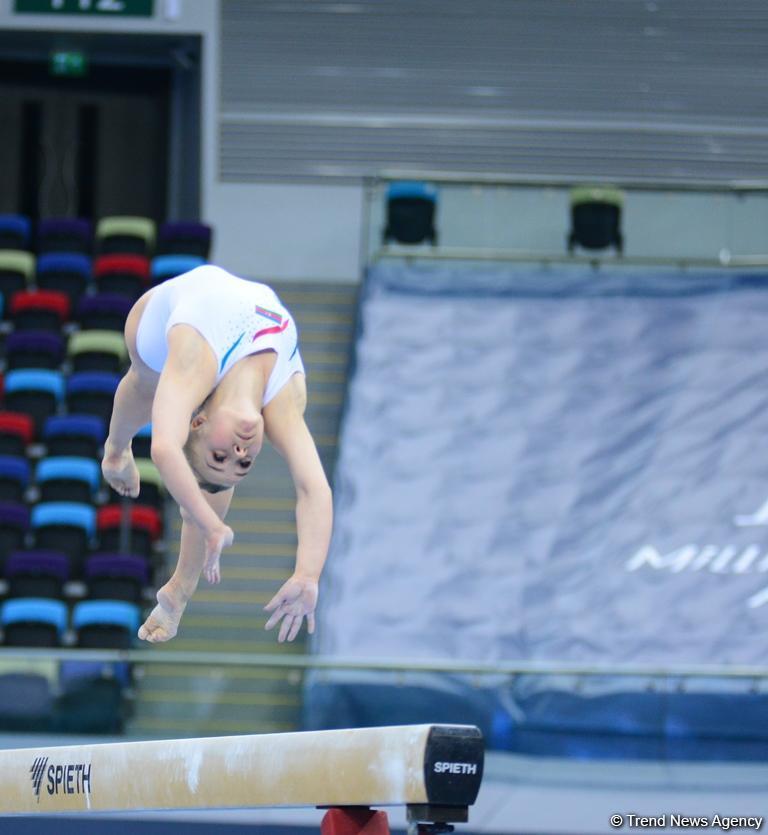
left=0, top=410, right=34, bottom=455
left=96, top=504, right=162, bottom=557
left=9, top=290, right=70, bottom=330
left=93, top=255, right=150, bottom=301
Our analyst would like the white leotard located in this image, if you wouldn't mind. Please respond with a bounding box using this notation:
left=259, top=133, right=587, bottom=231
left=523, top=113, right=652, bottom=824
left=135, top=265, right=304, bottom=406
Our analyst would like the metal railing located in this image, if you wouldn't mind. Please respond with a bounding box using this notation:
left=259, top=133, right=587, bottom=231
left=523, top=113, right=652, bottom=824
left=2, top=647, right=767, bottom=680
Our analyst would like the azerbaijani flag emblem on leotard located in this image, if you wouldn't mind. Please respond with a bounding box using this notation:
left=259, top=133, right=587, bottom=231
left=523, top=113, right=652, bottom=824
left=254, top=305, right=283, bottom=325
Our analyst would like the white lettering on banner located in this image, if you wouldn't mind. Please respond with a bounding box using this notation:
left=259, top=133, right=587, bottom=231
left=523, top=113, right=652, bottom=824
left=734, top=495, right=768, bottom=527
left=433, top=762, right=478, bottom=775
left=626, top=545, right=768, bottom=608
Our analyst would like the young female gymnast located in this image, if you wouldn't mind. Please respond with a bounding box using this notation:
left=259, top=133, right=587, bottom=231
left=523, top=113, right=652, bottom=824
left=101, top=265, right=333, bottom=644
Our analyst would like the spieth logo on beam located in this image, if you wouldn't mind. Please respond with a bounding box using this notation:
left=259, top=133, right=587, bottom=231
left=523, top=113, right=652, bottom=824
left=29, top=758, right=92, bottom=800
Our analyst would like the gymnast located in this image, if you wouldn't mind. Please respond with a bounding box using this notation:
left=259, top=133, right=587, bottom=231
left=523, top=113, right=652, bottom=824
left=101, top=265, right=333, bottom=644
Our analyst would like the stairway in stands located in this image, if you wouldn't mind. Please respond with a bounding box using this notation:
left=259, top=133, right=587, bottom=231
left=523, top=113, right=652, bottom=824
left=127, top=280, right=358, bottom=738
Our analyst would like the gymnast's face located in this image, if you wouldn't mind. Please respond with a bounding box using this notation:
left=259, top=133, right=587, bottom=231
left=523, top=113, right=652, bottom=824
left=185, top=408, right=264, bottom=491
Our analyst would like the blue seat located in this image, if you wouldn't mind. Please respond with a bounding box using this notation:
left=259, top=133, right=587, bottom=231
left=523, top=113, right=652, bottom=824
left=0, top=215, right=32, bottom=250
left=31, top=502, right=95, bottom=569
left=5, top=369, right=65, bottom=400
left=0, top=455, right=31, bottom=501
left=4, top=369, right=65, bottom=434
left=72, top=600, right=140, bottom=633
left=2, top=597, right=68, bottom=632
left=31, top=502, right=96, bottom=538
left=73, top=600, right=140, bottom=649
left=384, top=181, right=438, bottom=245
left=0, top=672, right=54, bottom=731
left=43, top=414, right=105, bottom=459
left=150, top=255, right=205, bottom=286
left=36, top=456, right=101, bottom=503
left=36, top=252, right=92, bottom=305
left=65, top=372, right=120, bottom=423
left=133, top=422, right=152, bottom=458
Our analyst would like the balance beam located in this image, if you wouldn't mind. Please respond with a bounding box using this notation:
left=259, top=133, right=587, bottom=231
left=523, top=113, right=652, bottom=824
left=0, top=724, right=484, bottom=823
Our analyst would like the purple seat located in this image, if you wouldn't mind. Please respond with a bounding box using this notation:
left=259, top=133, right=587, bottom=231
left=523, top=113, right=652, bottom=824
left=85, top=553, right=148, bottom=584
left=4, top=550, right=69, bottom=598
left=5, top=331, right=65, bottom=370
left=37, top=218, right=92, bottom=254
left=0, top=501, right=30, bottom=561
left=157, top=221, right=212, bottom=259
left=85, top=553, right=149, bottom=603
left=5, top=550, right=70, bottom=582
left=75, top=293, right=132, bottom=331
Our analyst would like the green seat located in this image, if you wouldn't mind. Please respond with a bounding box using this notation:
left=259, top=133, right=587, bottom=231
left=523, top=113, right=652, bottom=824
left=68, top=330, right=128, bottom=373
left=568, top=186, right=624, bottom=254
left=0, top=251, right=34, bottom=305
left=96, top=216, right=156, bottom=256
left=133, top=457, right=165, bottom=507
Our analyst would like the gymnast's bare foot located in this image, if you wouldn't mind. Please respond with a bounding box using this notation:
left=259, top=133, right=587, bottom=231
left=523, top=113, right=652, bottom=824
left=138, top=579, right=189, bottom=643
left=102, top=442, right=141, bottom=498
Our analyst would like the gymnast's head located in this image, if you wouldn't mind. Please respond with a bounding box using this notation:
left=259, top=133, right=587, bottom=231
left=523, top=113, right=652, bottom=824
left=183, top=393, right=264, bottom=493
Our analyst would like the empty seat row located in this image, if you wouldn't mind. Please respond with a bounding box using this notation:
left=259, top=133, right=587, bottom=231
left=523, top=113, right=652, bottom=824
left=0, top=251, right=205, bottom=305
left=0, top=215, right=212, bottom=259
left=0, top=662, right=131, bottom=734
left=0, top=501, right=163, bottom=566
left=0, top=289, right=132, bottom=332
left=5, top=550, right=150, bottom=603
left=1, top=368, right=118, bottom=429
left=5, top=329, right=127, bottom=373
left=0, top=454, right=163, bottom=506
left=1, top=597, right=139, bottom=649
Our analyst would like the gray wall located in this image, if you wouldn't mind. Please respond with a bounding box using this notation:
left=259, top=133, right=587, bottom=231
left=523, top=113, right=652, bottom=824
left=1, top=0, right=767, bottom=281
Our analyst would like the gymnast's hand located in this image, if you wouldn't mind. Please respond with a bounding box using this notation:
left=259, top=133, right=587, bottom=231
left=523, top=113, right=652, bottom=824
left=202, top=521, right=234, bottom=584
left=264, top=574, right=318, bottom=643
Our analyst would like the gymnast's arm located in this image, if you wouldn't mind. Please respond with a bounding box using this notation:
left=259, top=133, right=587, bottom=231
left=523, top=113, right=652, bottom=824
left=149, top=325, right=234, bottom=561
left=177, top=487, right=235, bottom=590
left=262, top=376, right=333, bottom=642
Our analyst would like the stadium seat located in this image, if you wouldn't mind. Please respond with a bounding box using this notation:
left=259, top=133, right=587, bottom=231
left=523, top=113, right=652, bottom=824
left=72, top=599, right=140, bottom=649
left=0, top=250, right=34, bottom=307
left=9, top=289, right=70, bottom=332
left=132, top=422, right=152, bottom=458
left=85, top=553, right=149, bottom=603
left=36, top=456, right=101, bottom=504
left=97, top=504, right=161, bottom=557
left=93, top=254, right=150, bottom=299
left=568, top=186, right=625, bottom=253
left=36, top=252, right=91, bottom=305
left=65, top=371, right=120, bottom=423
left=59, top=659, right=131, bottom=691
left=37, top=217, right=92, bottom=255
left=0, top=673, right=54, bottom=731
left=0, top=501, right=30, bottom=562
left=96, top=216, right=156, bottom=257
left=5, top=550, right=69, bottom=599
left=31, top=501, right=96, bottom=568
left=55, top=669, right=126, bottom=734
left=0, top=215, right=31, bottom=250
left=157, top=221, right=212, bottom=259
left=3, top=369, right=65, bottom=433
left=109, top=458, right=163, bottom=508
left=75, top=292, right=132, bottom=332
left=43, top=414, right=105, bottom=459
left=1, top=597, right=67, bottom=646
left=68, top=330, right=128, bottom=374
left=0, top=455, right=31, bottom=502
left=150, top=254, right=205, bottom=286
left=0, top=411, right=34, bottom=456
left=383, top=181, right=438, bottom=245
left=5, top=330, right=65, bottom=370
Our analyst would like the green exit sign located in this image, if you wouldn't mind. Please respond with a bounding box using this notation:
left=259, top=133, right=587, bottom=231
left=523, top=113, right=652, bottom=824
left=50, top=50, right=88, bottom=76
left=15, top=0, right=154, bottom=16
